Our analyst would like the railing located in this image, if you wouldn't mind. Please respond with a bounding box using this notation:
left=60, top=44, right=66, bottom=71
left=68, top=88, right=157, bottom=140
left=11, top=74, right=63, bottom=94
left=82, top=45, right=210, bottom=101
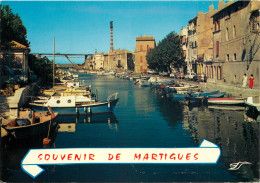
left=250, top=20, right=260, bottom=34
left=107, top=93, right=119, bottom=102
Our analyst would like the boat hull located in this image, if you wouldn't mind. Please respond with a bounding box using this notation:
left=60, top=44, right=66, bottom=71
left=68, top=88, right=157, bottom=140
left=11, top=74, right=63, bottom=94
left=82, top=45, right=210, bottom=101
left=31, top=99, right=119, bottom=115
left=208, top=98, right=245, bottom=105
left=4, top=113, right=58, bottom=140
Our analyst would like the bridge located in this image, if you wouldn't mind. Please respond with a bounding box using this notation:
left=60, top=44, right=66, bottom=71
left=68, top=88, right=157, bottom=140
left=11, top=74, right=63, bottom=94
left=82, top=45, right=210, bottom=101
left=32, top=53, right=93, bottom=67
left=56, top=64, right=75, bottom=68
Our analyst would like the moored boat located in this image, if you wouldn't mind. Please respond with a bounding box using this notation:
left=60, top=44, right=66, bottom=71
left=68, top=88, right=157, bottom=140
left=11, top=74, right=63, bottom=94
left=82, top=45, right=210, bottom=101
left=205, top=92, right=226, bottom=98
left=2, top=107, right=58, bottom=140
left=207, top=97, right=245, bottom=105
left=208, top=105, right=245, bottom=111
left=29, top=93, right=119, bottom=115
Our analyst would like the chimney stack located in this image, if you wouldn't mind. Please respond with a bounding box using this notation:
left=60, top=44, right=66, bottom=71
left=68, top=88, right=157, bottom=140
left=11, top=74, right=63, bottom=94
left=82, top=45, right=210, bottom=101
left=110, top=21, right=113, bottom=51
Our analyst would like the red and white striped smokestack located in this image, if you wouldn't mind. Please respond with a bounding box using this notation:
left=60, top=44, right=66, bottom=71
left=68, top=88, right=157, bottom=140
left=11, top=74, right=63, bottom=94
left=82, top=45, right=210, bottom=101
left=110, top=21, right=113, bottom=51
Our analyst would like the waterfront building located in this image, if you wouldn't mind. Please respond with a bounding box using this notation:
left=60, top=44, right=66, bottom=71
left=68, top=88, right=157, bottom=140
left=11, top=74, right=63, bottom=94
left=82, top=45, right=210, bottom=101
left=210, top=0, right=260, bottom=87
left=185, top=4, right=215, bottom=75
left=0, top=40, right=30, bottom=74
left=186, top=16, right=198, bottom=74
left=135, top=35, right=155, bottom=73
left=90, top=51, right=105, bottom=70
left=103, top=49, right=134, bottom=72
left=180, top=27, right=188, bottom=73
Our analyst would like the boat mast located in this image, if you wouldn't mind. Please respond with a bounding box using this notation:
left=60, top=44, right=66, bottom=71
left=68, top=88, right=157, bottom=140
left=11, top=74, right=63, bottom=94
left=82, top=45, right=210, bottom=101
left=53, top=37, right=55, bottom=88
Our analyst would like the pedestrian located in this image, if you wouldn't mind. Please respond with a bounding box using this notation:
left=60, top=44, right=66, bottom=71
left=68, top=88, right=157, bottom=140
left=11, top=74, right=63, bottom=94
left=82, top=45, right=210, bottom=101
left=242, top=73, right=247, bottom=88
left=249, top=74, right=254, bottom=89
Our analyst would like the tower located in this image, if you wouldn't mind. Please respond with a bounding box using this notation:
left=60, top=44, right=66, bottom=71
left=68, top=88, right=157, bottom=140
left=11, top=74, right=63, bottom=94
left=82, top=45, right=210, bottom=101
left=110, top=21, right=113, bottom=52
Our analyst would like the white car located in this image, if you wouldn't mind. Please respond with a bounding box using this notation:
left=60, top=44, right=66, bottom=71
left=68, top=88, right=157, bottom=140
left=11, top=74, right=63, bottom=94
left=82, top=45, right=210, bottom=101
left=185, top=73, right=196, bottom=80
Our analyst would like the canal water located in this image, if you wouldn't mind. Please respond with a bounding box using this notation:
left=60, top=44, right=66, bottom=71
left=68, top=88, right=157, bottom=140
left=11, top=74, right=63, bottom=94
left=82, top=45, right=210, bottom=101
left=1, top=72, right=259, bottom=182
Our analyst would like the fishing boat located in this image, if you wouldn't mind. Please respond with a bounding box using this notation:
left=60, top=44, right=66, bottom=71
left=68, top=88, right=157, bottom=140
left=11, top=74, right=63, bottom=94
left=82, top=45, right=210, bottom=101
left=194, top=90, right=219, bottom=97
left=207, top=98, right=245, bottom=105
left=173, top=85, right=198, bottom=91
left=170, top=93, right=189, bottom=101
left=138, top=79, right=151, bottom=87
left=2, top=107, right=58, bottom=140
left=205, top=92, right=226, bottom=98
left=208, top=105, right=245, bottom=111
left=43, top=86, right=92, bottom=97
left=29, top=93, right=119, bottom=115
left=186, top=96, right=204, bottom=103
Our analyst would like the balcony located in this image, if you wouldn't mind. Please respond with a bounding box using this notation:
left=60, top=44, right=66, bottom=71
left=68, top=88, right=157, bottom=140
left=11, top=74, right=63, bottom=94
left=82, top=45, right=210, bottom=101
left=250, top=20, right=260, bottom=34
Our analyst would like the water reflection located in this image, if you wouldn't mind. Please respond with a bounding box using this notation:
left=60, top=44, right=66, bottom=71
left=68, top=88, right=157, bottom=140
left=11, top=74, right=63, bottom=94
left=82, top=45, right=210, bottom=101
left=181, top=104, right=259, bottom=181
left=1, top=124, right=58, bottom=181
left=57, top=112, right=119, bottom=132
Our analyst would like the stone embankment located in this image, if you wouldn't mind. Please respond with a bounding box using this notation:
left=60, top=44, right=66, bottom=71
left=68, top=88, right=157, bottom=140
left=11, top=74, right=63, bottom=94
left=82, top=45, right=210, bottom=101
left=199, top=82, right=259, bottom=98
left=175, top=78, right=259, bottom=98
left=1, top=81, right=41, bottom=137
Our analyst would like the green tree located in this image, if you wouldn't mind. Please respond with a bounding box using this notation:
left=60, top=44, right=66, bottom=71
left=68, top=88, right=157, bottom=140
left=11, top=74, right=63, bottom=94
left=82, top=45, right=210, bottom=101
left=1, top=5, right=30, bottom=47
left=147, top=31, right=184, bottom=72
left=28, top=55, right=54, bottom=86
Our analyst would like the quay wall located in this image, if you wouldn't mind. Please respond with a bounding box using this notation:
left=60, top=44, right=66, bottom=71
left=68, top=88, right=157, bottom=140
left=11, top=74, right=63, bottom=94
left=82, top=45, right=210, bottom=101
left=199, top=82, right=259, bottom=98
left=9, top=80, right=41, bottom=117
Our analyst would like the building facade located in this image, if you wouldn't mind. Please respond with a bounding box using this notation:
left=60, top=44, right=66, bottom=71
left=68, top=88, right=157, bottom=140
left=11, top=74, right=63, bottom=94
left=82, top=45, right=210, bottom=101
left=209, top=0, right=260, bottom=87
left=185, top=4, right=215, bottom=75
left=135, top=35, right=155, bottom=73
left=0, top=41, right=30, bottom=73
left=103, top=49, right=134, bottom=72
left=186, top=17, right=198, bottom=74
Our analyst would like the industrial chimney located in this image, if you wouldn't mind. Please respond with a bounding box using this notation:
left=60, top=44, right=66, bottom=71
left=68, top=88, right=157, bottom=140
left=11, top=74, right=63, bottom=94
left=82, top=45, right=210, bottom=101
left=110, top=21, right=113, bottom=51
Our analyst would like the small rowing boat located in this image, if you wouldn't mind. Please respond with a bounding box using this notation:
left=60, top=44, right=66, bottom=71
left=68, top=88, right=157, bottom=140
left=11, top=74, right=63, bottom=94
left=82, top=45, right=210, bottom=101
left=208, top=97, right=245, bottom=105
left=2, top=107, right=58, bottom=140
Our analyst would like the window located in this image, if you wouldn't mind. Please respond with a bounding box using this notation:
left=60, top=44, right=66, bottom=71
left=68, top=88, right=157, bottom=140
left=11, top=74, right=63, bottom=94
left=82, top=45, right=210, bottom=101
left=234, top=53, right=237, bottom=61
left=195, top=41, right=197, bottom=47
left=140, top=56, right=143, bottom=63
left=233, top=25, right=236, bottom=38
left=140, top=45, right=143, bottom=51
left=56, top=100, right=60, bottom=104
left=214, top=18, right=220, bottom=31
left=226, top=54, right=229, bottom=61
left=147, top=45, right=150, bottom=51
left=216, top=41, right=219, bottom=57
left=67, top=100, right=71, bottom=103
left=226, top=28, right=229, bottom=41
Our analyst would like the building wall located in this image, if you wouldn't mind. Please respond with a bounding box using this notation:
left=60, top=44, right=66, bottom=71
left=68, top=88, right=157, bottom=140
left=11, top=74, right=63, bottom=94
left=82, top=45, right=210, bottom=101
left=135, top=35, right=155, bottom=73
left=0, top=50, right=29, bottom=73
left=104, top=49, right=134, bottom=72
left=186, top=17, right=198, bottom=73
left=197, top=5, right=215, bottom=63
left=210, top=0, right=260, bottom=87
left=93, top=53, right=104, bottom=70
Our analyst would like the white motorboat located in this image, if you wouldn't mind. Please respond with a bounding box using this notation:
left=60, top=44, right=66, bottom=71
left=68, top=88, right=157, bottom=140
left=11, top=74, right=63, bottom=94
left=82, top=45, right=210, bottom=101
left=29, top=93, right=119, bottom=115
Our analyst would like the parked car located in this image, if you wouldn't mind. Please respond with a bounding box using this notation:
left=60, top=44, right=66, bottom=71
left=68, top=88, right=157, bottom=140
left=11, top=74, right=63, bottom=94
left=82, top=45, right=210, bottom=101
left=13, top=68, right=28, bottom=84
left=185, top=73, right=197, bottom=80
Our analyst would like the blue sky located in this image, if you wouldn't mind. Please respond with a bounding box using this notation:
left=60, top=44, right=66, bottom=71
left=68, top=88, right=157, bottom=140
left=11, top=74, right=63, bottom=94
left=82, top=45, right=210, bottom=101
left=2, top=1, right=219, bottom=64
